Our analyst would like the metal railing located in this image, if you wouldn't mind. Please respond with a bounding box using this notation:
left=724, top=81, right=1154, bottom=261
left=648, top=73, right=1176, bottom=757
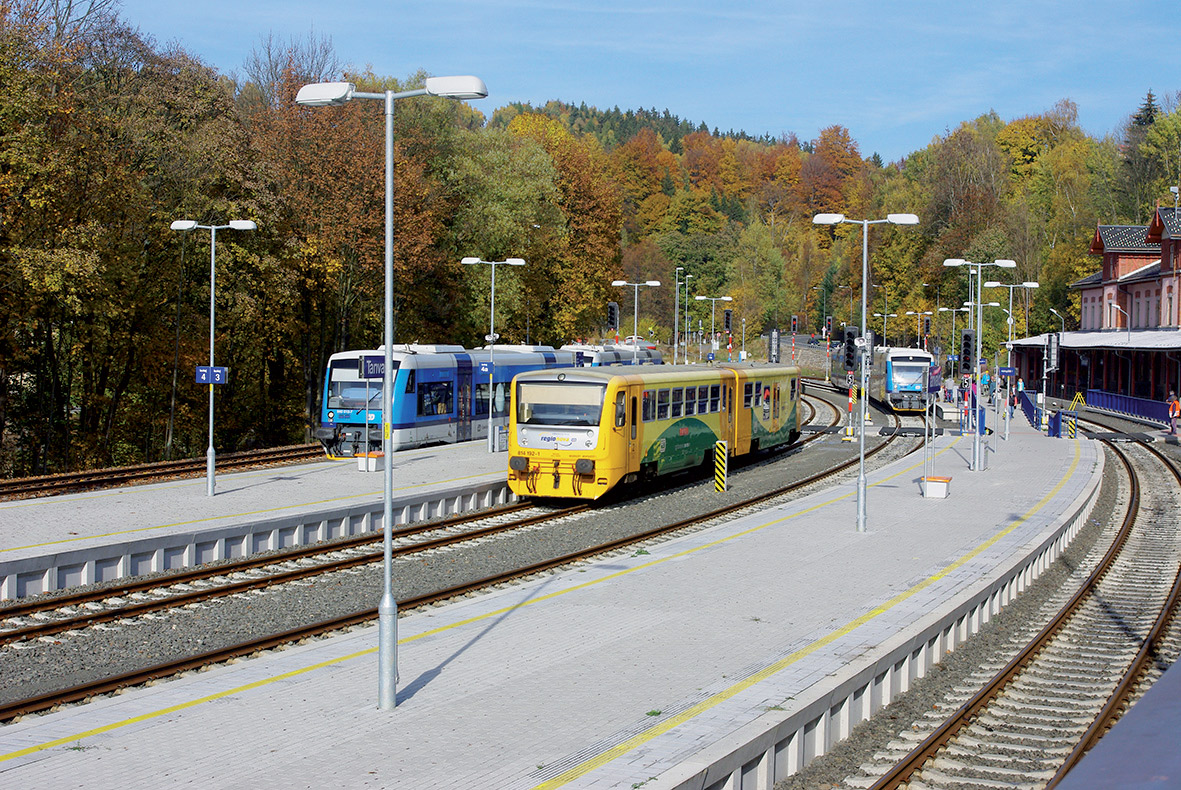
left=1085, top=389, right=1169, bottom=426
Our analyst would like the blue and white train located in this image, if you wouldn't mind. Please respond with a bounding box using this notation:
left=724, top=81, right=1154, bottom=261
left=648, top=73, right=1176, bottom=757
left=560, top=343, right=663, bottom=366
left=316, top=344, right=577, bottom=457
left=869, top=347, right=939, bottom=413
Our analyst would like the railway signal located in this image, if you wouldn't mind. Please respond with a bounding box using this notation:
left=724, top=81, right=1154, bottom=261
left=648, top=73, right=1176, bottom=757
left=606, top=301, right=619, bottom=331
left=723, top=309, right=732, bottom=333
left=824, top=315, right=833, bottom=337
left=843, top=326, right=859, bottom=371
left=790, top=314, right=798, bottom=334
left=960, top=329, right=975, bottom=375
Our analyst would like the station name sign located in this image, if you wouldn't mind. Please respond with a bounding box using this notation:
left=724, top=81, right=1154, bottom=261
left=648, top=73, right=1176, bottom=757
left=360, top=355, right=385, bottom=379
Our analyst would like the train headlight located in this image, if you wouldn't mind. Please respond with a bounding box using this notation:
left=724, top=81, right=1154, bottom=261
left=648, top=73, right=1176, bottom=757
left=509, top=456, right=528, bottom=472
left=327, top=411, right=335, bottom=420
left=575, top=458, right=594, bottom=475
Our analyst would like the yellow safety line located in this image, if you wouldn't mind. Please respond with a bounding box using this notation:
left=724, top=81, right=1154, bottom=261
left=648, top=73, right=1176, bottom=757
left=0, top=471, right=494, bottom=554
left=0, top=435, right=965, bottom=763
left=0, top=435, right=1082, bottom=773
left=531, top=438, right=1082, bottom=789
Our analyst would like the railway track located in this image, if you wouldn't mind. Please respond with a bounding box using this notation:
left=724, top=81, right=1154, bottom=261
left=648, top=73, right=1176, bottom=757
left=833, top=430, right=1181, bottom=790
left=0, top=391, right=905, bottom=723
left=0, top=443, right=326, bottom=500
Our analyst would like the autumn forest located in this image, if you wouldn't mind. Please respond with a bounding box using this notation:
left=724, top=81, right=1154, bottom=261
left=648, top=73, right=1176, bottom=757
left=3, top=2, right=1181, bottom=476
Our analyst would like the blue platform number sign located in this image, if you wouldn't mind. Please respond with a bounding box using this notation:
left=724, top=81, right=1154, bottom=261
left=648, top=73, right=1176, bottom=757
left=195, top=365, right=228, bottom=385
left=479, top=362, right=491, bottom=374
left=998, top=367, right=1017, bottom=377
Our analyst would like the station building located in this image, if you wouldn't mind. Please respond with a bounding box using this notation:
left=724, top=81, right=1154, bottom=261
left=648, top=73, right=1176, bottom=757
left=1010, top=204, right=1181, bottom=412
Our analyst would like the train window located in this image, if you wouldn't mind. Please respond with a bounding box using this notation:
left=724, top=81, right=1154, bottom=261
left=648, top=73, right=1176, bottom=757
left=493, top=382, right=507, bottom=418
left=516, top=382, right=606, bottom=426
left=615, top=392, right=626, bottom=428
left=698, top=387, right=708, bottom=414
left=684, top=386, right=696, bottom=415
left=657, top=389, right=670, bottom=420
left=404, top=370, right=415, bottom=393
left=743, top=382, right=752, bottom=408
left=671, top=388, right=683, bottom=418
left=709, top=384, right=720, bottom=412
left=790, top=377, right=798, bottom=401
left=473, top=383, right=489, bottom=417
left=630, top=396, right=637, bottom=439
left=417, top=381, right=453, bottom=416
left=754, top=382, right=764, bottom=407
left=642, top=390, right=655, bottom=422
left=773, top=384, right=780, bottom=417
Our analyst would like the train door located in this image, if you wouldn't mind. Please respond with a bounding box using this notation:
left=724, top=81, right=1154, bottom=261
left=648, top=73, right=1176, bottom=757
left=722, top=370, right=736, bottom=453
left=457, top=366, right=472, bottom=443
left=626, top=387, right=641, bottom=473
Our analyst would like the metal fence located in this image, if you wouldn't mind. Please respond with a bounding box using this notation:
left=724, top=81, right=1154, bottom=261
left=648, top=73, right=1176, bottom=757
left=1084, top=389, right=1169, bottom=426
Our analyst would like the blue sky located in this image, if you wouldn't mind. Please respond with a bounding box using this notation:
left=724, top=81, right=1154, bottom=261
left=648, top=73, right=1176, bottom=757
left=118, top=0, right=1168, bottom=162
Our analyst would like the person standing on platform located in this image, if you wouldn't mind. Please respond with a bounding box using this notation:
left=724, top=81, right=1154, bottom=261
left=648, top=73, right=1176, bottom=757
left=1168, top=391, right=1179, bottom=435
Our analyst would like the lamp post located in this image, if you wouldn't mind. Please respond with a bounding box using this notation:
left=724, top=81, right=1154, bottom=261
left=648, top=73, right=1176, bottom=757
left=297, top=74, right=487, bottom=711
left=813, top=212, right=919, bottom=533
left=813, top=284, right=831, bottom=379
left=682, top=274, right=694, bottom=363
left=837, top=284, right=854, bottom=326
left=871, top=284, right=890, bottom=345
left=944, top=258, right=1016, bottom=473
left=905, top=310, right=933, bottom=349
left=1049, top=307, right=1066, bottom=334
left=673, top=267, right=683, bottom=364
left=695, top=294, right=733, bottom=358
left=983, top=280, right=1039, bottom=368
left=939, top=306, right=969, bottom=371
left=613, top=279, right=660, bottom=363
left=169, top=219, right=256, bottom=497
left=464, top=257, right=525, bottom=451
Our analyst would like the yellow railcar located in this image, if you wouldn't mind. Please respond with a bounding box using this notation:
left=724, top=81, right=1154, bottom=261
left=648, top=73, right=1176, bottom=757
left=507, top=364, right=801, bottom=500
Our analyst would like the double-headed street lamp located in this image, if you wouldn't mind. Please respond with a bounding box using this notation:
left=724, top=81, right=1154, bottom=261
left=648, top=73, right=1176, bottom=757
left=983, top=280, right=1038, bottom=367
left=682, top=274, right=694, bottom=362
left=673, top=267, right=683, bottom=364
left=297, top=74, right=487, bottom=711
left=169, top=219, right=256, bottom=497
left=464, top=257, right=525, bottom=451
left=694, top=294, right=732, bottom=357
left=871, top=284, right=890, bottom=344
left=612, top=280, right=660, bottom=363
left=813, top=212, right=919, bottom=533
left=944, top=258, right=1016, bottom=473
left=905, top=310, right=933, bottom=349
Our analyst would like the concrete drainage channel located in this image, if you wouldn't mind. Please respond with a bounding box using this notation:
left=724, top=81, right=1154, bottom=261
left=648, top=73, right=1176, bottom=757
left=0, top=480, right=513, bottom=601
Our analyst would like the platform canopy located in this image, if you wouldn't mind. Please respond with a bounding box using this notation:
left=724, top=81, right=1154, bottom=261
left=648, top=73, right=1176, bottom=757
left=1009, top=329, right=1181, bottom=352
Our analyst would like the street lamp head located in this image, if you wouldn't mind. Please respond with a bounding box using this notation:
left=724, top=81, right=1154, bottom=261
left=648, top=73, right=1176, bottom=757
left=645, top=280, right=661, bottom=287
left=423, top=75, right=488, bottom=100
left=995, top=259, right=1017, bottom=268
left=229, top=220, right=256, bottom=231
left=611, top=280, right=627, bottom=287
left=462, top=257, right=481, bottom=265
left=170, top=220, right=197, bottom=231
left=1023, top=281, right=1040, bottom=288
left=694, top=295, right=708, bottom=301
left=943, top=258, right=965, bottom=267
left=506, top=258, right=526, bottom=266
left=812, top=213, right=845, bottom=225
left=720, top=296, right=732, bottom=302
left=887, top=213, right=919, bottom=225
left=1050, top=307, right=1062, bottom=316
left=983, top=281, right=1003, bottom=288
left=295, top=81, right=355, bottom=107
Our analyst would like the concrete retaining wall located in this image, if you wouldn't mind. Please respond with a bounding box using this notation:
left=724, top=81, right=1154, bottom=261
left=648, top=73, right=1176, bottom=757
left=652, top=447, right=1104, bottom=790
left=0, top=480, right=514, bottom=601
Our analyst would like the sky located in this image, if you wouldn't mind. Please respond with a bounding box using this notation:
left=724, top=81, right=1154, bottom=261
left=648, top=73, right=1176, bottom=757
left=116, top=0, right=1170, bottom=163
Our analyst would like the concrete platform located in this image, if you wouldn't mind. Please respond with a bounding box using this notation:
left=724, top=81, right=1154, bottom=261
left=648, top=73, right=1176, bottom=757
left=0, top=420, right=1103, bottom=789
left=0, top=441, right=510, bottom=600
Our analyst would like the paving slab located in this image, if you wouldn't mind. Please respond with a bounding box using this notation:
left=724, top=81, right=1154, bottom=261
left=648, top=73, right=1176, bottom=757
left=0, top=421, right=1101, bottom=789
